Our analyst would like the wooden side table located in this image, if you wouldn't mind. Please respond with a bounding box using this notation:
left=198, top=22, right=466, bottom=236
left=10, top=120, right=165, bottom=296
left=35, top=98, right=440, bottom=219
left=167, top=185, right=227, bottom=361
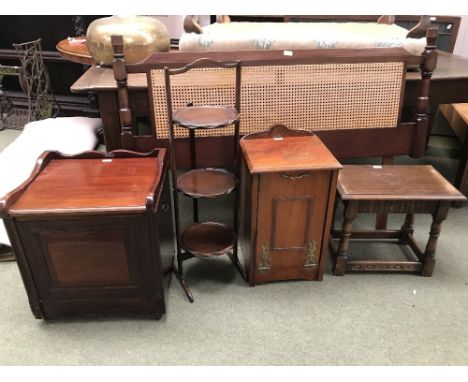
left=56, top=37, right=94, bottom=66
left=239, top=128, right=342, bottom=285
left=330, top=165, right=466, bottom=276
left=0, top=149, right=174, bottom=319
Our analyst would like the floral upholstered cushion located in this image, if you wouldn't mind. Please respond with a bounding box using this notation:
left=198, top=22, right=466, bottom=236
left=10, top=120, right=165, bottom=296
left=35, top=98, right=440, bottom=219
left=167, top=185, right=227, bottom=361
left=179, top=22, right=426, bottom=55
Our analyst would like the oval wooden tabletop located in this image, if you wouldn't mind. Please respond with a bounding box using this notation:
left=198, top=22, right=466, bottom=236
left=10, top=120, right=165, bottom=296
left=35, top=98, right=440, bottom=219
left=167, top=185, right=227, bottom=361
left=177, top=168, right=236, bottom=198
left=181, top=222, right=235, bottom=258
left=173, top=106, right=239, bottom=129
left=56, top=37, right=94, bottom=65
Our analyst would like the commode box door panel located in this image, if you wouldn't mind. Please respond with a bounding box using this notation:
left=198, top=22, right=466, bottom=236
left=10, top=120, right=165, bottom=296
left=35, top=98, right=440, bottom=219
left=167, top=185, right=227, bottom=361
left=255, top=171, right=331, bottom=283
left=15, top=215, right=158, bottom=301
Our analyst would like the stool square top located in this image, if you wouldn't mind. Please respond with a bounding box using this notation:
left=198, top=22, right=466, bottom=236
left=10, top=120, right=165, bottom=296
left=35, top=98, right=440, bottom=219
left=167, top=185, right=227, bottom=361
left=240, top=135, right=342, bottom=174
left=9, top=152, right=165, bottom=216
left=337, top=165, right=466, bottom=201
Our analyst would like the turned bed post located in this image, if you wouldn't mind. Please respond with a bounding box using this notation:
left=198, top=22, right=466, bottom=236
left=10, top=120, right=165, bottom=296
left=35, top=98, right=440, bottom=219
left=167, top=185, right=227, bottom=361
left=111, top=35, right=134, bottom=150
left=412, top=27, right=438, bottom=158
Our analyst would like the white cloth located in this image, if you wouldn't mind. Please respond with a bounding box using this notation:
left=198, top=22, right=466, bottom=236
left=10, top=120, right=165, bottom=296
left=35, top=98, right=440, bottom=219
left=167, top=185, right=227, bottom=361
left=0, top=117, right=102, bottom=246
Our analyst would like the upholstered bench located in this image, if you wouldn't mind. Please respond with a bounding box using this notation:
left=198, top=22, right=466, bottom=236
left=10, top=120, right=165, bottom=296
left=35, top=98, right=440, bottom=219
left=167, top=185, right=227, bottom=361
left=0, top=117, right=101, bottom=258
left=330, top=165, right=466, bottom=276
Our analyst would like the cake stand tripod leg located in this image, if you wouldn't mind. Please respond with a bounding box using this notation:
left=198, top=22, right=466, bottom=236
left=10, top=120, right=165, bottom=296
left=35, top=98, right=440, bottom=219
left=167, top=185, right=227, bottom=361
left=172, top=264, right=194, bottom=303
left=228, top=246, right=247, bottom=282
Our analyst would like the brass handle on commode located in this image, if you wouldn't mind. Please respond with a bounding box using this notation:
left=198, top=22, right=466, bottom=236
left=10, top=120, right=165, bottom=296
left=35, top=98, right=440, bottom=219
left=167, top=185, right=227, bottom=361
left=281, top=173, right=311, bottom=180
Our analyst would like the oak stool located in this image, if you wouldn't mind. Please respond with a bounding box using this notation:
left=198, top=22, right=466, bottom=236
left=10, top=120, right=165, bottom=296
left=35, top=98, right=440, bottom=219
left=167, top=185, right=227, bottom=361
left=330, top=165, right=466, bottom=276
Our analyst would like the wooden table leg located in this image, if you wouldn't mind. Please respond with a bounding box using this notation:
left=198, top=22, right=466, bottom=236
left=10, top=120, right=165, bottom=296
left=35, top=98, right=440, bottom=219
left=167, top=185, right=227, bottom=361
left=0, top=244, right=15, bottom=262
left=172, top=264, right=194, bottom=303
left=453, top=130, right=468, bottom=208
left=375, top=156, right=394, bottom=229
left=97, top=92, right=121, bottom=152
left=334, top=201, right=358, bottom=276
left=399, top=213, right=415, bottom=245
left=422, top=202, right=450, bottom=277
left=330, top=195, right=340, bottom=231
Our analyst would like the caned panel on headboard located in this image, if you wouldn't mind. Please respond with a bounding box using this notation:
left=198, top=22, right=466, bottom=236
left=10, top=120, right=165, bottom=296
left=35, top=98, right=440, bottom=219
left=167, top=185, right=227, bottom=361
left=150, top=61, right=404, bottom=138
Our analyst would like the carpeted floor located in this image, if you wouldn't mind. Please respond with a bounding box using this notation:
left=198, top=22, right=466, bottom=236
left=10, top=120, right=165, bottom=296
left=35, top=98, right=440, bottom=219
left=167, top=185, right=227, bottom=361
left=0, top=129, right=21, bottom=151
left=0, top=128, right=467, bottom=366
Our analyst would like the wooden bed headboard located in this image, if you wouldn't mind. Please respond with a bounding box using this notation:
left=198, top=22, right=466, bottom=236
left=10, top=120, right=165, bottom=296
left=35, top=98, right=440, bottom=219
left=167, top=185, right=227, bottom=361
left=111, top=28, right=437, bottom=166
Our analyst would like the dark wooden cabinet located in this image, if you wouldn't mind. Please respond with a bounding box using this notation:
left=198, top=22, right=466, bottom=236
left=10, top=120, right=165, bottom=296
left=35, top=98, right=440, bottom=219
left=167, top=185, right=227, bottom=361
left=0, top=149, right=174, bottom=319
left=238, top=132, right=342, bottom=285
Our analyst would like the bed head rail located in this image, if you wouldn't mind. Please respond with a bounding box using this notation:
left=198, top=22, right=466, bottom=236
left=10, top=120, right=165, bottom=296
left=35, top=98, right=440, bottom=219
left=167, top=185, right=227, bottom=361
left=112, top=28, right=438, bottom=159
left=126, top=47, right=424, bottom=72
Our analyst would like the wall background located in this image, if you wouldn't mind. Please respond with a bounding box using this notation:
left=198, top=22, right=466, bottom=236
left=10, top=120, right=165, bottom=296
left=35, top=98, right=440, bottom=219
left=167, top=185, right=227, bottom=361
left=454, top=15, right=468, bottom=57
left=152, top=15, right=211, bottom=39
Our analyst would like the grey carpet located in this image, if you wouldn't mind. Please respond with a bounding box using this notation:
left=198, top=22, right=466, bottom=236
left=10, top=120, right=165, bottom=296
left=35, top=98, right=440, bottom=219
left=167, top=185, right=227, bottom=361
left=0, top=129, right=21, bottom=151
left=0, top=129, right=467, bottom=365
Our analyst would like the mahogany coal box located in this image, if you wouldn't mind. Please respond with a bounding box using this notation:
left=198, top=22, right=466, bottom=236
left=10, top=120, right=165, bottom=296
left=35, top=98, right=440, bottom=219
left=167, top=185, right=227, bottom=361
left=0, top=149, right=174, bottom=319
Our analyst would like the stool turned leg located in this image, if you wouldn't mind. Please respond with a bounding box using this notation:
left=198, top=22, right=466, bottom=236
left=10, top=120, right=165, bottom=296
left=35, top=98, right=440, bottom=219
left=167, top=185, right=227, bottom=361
left=453, top=161, right=468, bottom=208
left=399, top=213, right=415, bottom=245
left=453, top=126, right=468, bottom=208
left=334, top=201, right=358, bottom=276
left=375, top=156, right=394, bottom=230
left=422, top=202, right=450, bottom=277
left=330, top=195, right=340, bottom=232
left=375, top=214, right=388, bottom=230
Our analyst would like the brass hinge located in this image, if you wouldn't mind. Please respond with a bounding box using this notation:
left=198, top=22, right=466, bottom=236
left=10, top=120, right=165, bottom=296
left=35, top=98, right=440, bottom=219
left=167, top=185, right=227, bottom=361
left=304, top=240, right=319, bottom=268
left=257, top=242, right=271, bottom=272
